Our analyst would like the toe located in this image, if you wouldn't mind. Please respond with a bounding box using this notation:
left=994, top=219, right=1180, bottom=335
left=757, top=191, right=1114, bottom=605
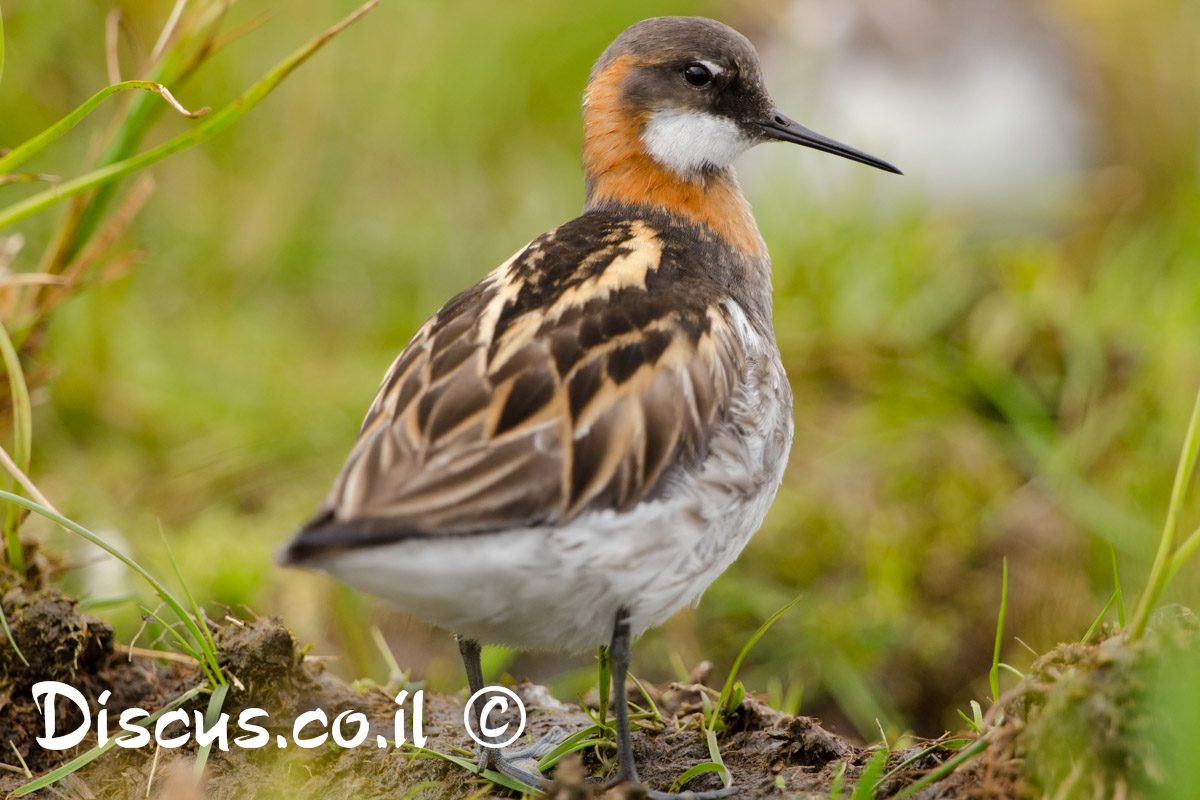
left=506, top=726, right=567, bottom=760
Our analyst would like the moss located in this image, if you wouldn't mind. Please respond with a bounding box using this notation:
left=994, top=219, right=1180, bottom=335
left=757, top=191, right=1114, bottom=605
left=1015, top=606, right=1199, bottom=800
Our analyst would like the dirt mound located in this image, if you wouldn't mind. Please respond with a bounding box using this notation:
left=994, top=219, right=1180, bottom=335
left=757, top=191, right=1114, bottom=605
left=14, top=577, right=1192, bottom=799
left=1, top=565, right=191, bottom=776
left=1, top=575, right=988, bottom=799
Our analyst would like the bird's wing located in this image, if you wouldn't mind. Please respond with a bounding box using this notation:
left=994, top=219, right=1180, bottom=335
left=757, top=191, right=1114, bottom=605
left=286, top=214, right=746, bottom=558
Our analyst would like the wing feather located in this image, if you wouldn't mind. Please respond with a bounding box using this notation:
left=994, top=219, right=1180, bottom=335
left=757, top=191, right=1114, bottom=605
left=286, top=215, right=748, bottom=557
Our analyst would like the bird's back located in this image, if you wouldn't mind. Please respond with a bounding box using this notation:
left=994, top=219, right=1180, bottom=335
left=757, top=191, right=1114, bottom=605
left=280, top=205, right=786, bottom=565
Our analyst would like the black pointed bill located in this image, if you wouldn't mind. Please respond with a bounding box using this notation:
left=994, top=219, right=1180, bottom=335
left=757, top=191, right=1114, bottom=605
left=758, top=112, right=902, bottom=175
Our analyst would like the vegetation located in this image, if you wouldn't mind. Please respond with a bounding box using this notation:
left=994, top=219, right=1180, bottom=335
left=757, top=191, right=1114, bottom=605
left=1, top=0, right=1198, bottom=797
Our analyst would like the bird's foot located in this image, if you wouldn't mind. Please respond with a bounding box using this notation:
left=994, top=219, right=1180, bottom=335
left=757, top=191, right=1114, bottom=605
left=508, top=727, right=567, bottom=761
left=475, top=728, right=566, bottom=789
left=475, top=748, right=545, bottom=790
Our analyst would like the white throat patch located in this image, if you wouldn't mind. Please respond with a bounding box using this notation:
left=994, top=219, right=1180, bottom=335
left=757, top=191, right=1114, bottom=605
left=641, top=110, right=752, bottom=177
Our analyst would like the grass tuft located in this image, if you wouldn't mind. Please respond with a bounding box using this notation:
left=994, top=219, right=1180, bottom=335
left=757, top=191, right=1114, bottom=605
left=0, top=491, right=224, bottom=684
left=708, top=595, right=801, bottom=730
left=0, top=0, right=380, bottom=233
left=536, top=723, right=612, bottom=771
left=0, top=81, right=209, bottom=179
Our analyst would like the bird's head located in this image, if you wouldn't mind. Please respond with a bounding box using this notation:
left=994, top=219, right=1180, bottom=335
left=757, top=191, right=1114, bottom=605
left=583, top=17, right=899, bottom=191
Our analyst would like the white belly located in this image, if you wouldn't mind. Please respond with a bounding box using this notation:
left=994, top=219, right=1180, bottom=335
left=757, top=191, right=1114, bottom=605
left=316, top=348, right=794, bottom=653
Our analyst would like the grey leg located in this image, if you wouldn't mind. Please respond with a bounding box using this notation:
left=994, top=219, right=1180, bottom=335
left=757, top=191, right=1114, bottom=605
left=457, top=636, right=488, bottom=766
left=609, top=609, right=639, bottom=784
left=456, top=635, right=549, bottom=789
left=459, top=636, right=486, bottom=697
left=605, top=611, right=741, bottom=800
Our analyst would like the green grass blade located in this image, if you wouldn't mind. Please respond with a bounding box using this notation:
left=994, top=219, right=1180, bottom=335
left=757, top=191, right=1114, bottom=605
left=64, top=0, right=281, bottom=259
left=0, top=5, right=5, bottom=89
left=77, top=593, right=137, bottom=611
left=60, top=4, right=220, bottom=259
left=669, top=762, right=727, bottom=793
left=998, top=663, right=1024, bottom=680
left=851, top=748, right=888, bottom=800
left=597, top=644, right=611, bottom=731
left=1081, top=590, right=1117, bottom=644
left=0, top=321, right=31, bottom=574
left=194, top=683, right=230, bottom=778
left=668, top=651, right=689, bottom=683
left=0, top=81, right=207, bottom=176
left=159, top=522, right=221, bottom=676
left=537, top=733, right=610, bottom=770
left=1166, top=523, right=1200, bottom=586
left=401, top=744, right=541, bottom=794
left=8, top=742, right=30, bottom=777
left=0, top=491, right=221, bottom=682
left=0, top=327, right=35, bottom=478
left=13, top=683, right=206, bottom=796
left=1131, top=381, right=1200, bottom=640
left=0, top=0, right=379, bottom=233
left=537, top=723, right=605, bottom=770
left=371, top=625, right=404, bottom=685
left=704, top=727, right=731, bottom=787
left=989, top=558, right=1008, bottom=705
left=891, top=734, right=991, bottom=800
left=1112, top=546, right=1125, bottom=627
left=874, top=739, right=971, bottom=791
left=830, top=761, right=848, bottom=800
left=955, top=708, right=979, bottom=734
left=0, top=601, right=28, bottom=666
left=538, top=712, right=654, bottom=772
left=140, top=604, right=202, bottom=661
left=709, top=595, right=801, bottom=728
left=628, top=672, right=663, bottom=724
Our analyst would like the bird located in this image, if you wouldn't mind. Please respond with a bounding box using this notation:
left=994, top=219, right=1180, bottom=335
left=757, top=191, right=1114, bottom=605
left=278, top=15, right=898, bottom=797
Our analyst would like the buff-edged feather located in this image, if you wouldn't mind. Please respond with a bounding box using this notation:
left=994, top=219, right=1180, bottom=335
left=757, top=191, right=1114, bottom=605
left=282, top=210, right=751, bottom=560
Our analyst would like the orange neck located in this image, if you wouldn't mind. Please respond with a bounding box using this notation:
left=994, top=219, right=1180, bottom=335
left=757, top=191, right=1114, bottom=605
left=581, top=56, right=766, bottom=260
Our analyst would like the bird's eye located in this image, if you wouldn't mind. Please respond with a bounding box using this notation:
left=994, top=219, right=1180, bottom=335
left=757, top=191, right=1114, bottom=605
left=683, top=63, right=713, bottom=87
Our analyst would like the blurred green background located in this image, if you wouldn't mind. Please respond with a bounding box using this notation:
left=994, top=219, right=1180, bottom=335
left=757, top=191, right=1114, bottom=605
left=2, top=0, right=1198, bottom=741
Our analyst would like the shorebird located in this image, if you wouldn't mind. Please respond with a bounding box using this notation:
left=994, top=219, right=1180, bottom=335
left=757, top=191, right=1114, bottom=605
left=279, top=16, right=898, bottom=797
